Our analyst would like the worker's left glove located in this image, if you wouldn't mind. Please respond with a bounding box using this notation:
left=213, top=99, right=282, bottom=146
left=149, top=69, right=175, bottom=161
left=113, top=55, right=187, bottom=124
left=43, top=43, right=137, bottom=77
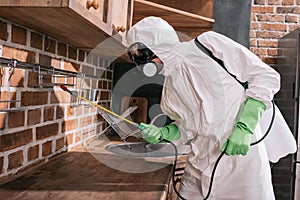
left=140, top=123, right=181, bottom=144
left=221, top=97, right=266, bottom=156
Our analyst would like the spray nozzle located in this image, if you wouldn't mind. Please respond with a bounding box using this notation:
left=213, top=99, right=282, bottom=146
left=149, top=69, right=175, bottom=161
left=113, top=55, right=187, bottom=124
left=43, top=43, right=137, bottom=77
left=60, top=85, right=78, bottom=97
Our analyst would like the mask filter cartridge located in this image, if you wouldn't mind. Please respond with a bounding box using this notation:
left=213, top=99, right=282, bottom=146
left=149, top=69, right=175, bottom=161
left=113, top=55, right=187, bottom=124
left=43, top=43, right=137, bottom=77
left=142, top=62, right=158, bottom=77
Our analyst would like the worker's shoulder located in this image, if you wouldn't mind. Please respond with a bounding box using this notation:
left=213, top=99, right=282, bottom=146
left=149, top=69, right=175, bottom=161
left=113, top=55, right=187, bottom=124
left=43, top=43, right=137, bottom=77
left=198, top=31, right=223, bottom=39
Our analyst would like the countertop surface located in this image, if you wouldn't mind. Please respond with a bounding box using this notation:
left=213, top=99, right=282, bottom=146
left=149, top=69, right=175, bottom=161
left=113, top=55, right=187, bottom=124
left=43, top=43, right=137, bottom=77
left=0, top=135, right=178, bottom=200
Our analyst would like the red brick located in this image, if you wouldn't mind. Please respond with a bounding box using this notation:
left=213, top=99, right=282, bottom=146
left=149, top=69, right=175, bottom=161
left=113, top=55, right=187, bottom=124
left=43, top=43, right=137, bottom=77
left=262, top=57, right=277, bottom=64
left=256, top=31, right=271, bottom=38
left=267, top=48, right=279, bottom=56
left=91, top=79, right=97, bottom=88
left=251, top=13, right=256, bottom=21
left=42, top=141, right=52, bottom=156
left=100, top=91, right=110, bottom=100
left=256, top=31, right=283, bottom=39
left=75, top=132, right=81, bottom=143
left=64, top=61, right=80, bottom=72
left=68, top=46, right=77, bottom=60
left=2, top=46, right=35, bottom=64
left=270, top=15, right=284, bottom=22
left=21, top=91, right=48, bottom=106
left=50, top=91, right=69, bottom=103
left=11, top=25, right=26, bottom=45
left=80, top=116, right=92, bottom=127
left=285, top=15, right=298, bottom=23
left=44, top=106, right=54, bottom=122
left=66, top=133, right=73, bottom=145
left=28, top=145, right=39, bottom=161
left=297, top=0, right=300, bottom=5
left=27, top=71, right=39, bottom=87
left=268, top=0, right=281, bottom=5
left=256, top=14, right=271, bottom=21
left=252, top=6, right=275, bottom=13
left=56, top=137, right=65, bottom=151
left=269, top=31, right=284, bottom=39
left=30, top=32, right=43, bottom=50
left=51, top=58, right=61, bottom=68
left=55, top=76, right=66, bottom=85
left=253, top=48, right=268, bottom=56
left=258, top=39, right=278, bottom=47
left=8, top=111, right=25, bottom=128
left=66, top=76, right=75, bottom=85
left=76, top=106, right=82, bottom=115
left=104, top=71, right=112, bottom=79
left=56, top=106, right=65, bottom=119
left=67, top=106, right=74, bottom=117
left=0, top=129, right=32, bottom=151
left=62, top=119, right=78, bottom=132
left=288, top=24, right=300, bottom=32
left=282, top=0, right=294, bottom=5
left=57, top=42, right=67, bottom=57
left=8, top=68, right=24, bottom=87
left=44, top=37, right=56, bottom=54
left=0, top=113, right=5, bottom=129
left=82, top=129, right=89, bottom=139
left=39, top=54, right=52, bottom=67
left=0, top=156, right=3, bottom=173
left=276, top=7, right=300, bottom=14
left=78, top=50, right=85, bottom=62
left=0, top=21, right=8, bottom=41
left=98, top=80, right=103, bottom=89
left=28, top=109, right=41, bottom=126
left=8, top=150, right=23, bottom=170
left=36, top=123, right=59, bottom=140
left=261, top=23, right=287, bottom=31
left=108, top=82, right=112, bottom=90
left=0, top=91, right=16, bottom=109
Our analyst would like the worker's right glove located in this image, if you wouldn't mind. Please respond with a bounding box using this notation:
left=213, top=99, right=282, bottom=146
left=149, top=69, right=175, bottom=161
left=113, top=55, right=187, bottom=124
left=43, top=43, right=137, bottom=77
left=139, top=123, right=181, bottom=144
left=221, top=97, right=266, bottom=156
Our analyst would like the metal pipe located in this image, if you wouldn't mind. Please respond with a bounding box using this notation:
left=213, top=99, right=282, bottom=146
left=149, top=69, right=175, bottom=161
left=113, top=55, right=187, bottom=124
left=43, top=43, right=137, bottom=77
left=0, top=57, right=98, bottom=79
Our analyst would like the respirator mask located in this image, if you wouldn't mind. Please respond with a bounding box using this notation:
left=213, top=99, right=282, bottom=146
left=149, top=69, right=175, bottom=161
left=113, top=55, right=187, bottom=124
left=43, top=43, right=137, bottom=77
left=127, top=42, right=162, bottom=77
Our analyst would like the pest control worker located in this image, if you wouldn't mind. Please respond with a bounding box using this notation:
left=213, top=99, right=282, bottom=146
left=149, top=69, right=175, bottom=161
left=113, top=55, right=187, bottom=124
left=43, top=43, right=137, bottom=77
left=126, top=16, right=290, bottom=200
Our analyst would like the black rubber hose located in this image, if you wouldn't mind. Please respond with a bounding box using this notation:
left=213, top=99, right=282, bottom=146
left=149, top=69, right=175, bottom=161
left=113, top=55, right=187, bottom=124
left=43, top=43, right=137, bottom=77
left=168, top=100, right=275, bottom=200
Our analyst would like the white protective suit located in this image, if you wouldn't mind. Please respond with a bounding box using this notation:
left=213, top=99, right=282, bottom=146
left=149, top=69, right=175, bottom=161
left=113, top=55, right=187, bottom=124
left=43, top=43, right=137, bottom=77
left=127, top=16, right=296, bottom=200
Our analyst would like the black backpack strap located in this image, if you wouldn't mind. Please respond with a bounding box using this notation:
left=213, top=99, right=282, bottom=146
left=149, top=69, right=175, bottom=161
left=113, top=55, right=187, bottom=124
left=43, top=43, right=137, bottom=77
left=194, top=37, right=248, bottom=89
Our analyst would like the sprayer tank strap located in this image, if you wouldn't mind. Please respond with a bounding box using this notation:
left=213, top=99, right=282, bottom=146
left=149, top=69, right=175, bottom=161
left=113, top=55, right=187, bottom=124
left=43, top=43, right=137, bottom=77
left=194, top=38, right=248, bottom=89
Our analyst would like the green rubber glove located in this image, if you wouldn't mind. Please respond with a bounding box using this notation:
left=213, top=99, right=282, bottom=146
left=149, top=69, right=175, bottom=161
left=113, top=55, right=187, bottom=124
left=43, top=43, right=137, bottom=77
left=140, top=123, right=181, bottom=144
left=221, top=97, right=266, bottom=156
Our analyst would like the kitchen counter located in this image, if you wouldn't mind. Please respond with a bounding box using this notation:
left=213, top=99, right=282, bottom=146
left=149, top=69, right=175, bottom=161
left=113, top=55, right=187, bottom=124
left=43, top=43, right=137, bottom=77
left=0, top=135, right=182, bottom=200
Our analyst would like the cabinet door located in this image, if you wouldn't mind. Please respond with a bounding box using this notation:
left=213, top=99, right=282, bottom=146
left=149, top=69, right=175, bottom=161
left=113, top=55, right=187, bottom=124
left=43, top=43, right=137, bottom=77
left=73, top=0, right=105, bottom=19
left=69, top=0, right=129, bottom=44
left=108, top=0, right=129, bottom=44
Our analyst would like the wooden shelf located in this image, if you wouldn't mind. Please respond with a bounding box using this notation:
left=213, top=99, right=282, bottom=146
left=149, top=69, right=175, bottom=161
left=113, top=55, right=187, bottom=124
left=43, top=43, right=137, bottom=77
left=0, top=1, right=113, bottom=51
left=132, top=0, right=214, bottom=39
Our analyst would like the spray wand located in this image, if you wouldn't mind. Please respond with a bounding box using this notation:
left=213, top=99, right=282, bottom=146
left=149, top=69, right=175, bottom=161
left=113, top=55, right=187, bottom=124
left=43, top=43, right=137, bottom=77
left=60, top=85, right=145, bottom=130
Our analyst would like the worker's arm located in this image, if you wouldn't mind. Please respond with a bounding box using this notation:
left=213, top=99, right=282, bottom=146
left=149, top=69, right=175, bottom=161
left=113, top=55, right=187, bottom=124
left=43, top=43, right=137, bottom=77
left=221, top=97, right=266, bottom=155
left=198, top=31, right=280, bottom=109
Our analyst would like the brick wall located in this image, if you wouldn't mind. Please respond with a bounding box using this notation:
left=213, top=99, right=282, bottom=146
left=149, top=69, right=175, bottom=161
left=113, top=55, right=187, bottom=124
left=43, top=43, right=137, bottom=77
left=0, top=18, right=112, bottom=178
left=251, top=1, right=300, bottom=199
left=251, top=0, right=300, bottom=61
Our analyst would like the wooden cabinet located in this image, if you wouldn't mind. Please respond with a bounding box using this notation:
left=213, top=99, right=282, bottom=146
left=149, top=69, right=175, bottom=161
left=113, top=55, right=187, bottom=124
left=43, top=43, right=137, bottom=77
left=0, top=0, right=214, bottom=58
left=0, top=0, right=130, bottom=50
